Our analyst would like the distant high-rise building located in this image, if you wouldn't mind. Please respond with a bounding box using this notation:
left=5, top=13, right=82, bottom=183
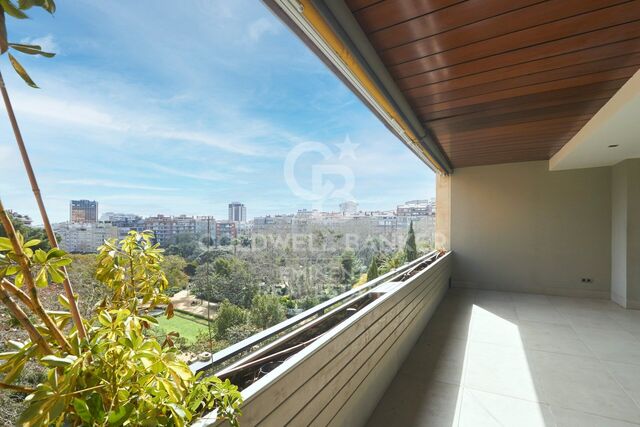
left=339, top=201, right=358, bottom=215
left=70, top=200, right=98, bottom=223
left=228, top=202, right=247, bottom=223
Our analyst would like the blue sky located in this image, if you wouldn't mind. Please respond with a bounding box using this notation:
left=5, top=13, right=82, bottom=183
left=0, top=0, right=435, bottom=223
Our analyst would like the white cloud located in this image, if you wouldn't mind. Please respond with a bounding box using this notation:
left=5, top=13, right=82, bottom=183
left=20, top=34, right=59, bottom=54
left=57, top=179, right=176, bottom=192
left=248, top=17, right=280, bottom=42
left=143, top=162, right=228, bottom=182
left=9, top=87, right=285, bottom=156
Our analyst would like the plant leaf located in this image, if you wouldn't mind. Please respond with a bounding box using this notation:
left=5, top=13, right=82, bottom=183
left=9, top=43, right=55, bottom=57
left=0, top=237, right=12, bottom=250
left=0, top=0, right=28, bottom=18
left=165, top=301, right=174, bottom=319
left=23, top=239, right=41, bottom=248
left=8, top=52, right=38, bottom=88
left=72, top=398, right=92, bottom=423
left=40, top=354, right=76, bottom=367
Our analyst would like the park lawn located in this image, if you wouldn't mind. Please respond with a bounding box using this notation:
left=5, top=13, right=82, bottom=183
left=156, top=312, right=210, bottom=343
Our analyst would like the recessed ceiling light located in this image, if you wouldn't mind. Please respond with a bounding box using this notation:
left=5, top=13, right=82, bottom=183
left=608, top=144, right=619, bottom=148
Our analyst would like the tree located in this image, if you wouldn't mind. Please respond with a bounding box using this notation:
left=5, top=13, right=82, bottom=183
left=367, top=255, right=379, bottom=281
left=299, top=295, right=320, bottom=310
left=405, top=221, right=418, bottom=262
left=165, top=233, right=200, bottom=259
left=219, top=236, right=231, bottom=246
left=215, top=300, right=248, bottom=341
left=192, top=256, right=257, bottom=308
left=337, top=249, right=358, bottom=288
left=0, top=211, right=51, bottom=251
left=250, top=294, right=285, bottom=330
left=161, top=255, right=189, bottom=291
left=240, top=235, right=251, bottom=248
left=184, top=261, right=197, bottom=277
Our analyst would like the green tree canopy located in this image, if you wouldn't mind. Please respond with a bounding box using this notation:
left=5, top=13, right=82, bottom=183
left=405, top=221, right=418, bottom=262
left=215, top=300, right=248, bottom=341
left=161, top=255, right=189, bottom=291
left=165, top=233, right=201, bottom=259
left=192, top=256, right=257, bottom=308
left=249, top=294, right=285, bottom=330
left=367, top=255, right=379, bottom=281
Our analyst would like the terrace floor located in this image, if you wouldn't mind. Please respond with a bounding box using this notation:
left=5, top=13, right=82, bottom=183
left=367, top=289, right=640, bottom=427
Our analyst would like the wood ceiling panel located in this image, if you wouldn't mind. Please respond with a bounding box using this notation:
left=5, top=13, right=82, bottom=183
left=417, top=65, right=638, bottom=113
left=391, top=2, right=640, bottom=79
left=417, top=81, right=625, bottom=121
left=410, top=54, right=640, bottom=106
left=367, top=0, right=543, bottom=50
left=345, top=0, right=384, bottom=12
left=380, top=0, right=628, bottom=66
left=400, top=39, right=640, bottom=92
left=353, top=0, right=463, bottom=32
left=396, top=22, right=640, bottom=89
left=346, top=0, right=640, bottom=167
left=429, top=100, right=608, bottom=134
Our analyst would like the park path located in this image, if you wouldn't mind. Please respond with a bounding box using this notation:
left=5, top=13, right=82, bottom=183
left=170, top=290, right=218, bottom=320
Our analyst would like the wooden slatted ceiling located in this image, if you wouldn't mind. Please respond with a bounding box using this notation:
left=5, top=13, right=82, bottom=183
left=347, top=0, right=640, bottom=167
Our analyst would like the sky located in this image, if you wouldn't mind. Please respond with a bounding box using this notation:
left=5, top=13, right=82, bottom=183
left=0, top=0, right=435, bottom=223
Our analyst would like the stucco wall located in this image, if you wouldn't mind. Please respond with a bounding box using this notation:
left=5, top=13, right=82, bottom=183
left=450, top=160, right=612, bottom=298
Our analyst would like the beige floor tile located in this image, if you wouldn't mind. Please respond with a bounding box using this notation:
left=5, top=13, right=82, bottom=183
left=605, top=361, right=640, bottom=407
left=574, top=327, right=640, bottom=366
left=529, top=351, right=640, bottom=423
left=518, top=320, right=594, bottom=357
left=552, top=407, right=640, bottom=427
left=366, top=376, right=462, bottom=427
left=458, top=388, right=554, bottom=427
left=464, top=341, right=542, bottom=402
left=516, top=302, right=569, bottom=325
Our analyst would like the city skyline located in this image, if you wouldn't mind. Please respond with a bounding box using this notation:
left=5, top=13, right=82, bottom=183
left=60, top=197, right=435, bottom=225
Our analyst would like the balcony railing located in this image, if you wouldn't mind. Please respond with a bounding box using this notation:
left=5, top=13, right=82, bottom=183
left=193, top=250, right=452, bottom=426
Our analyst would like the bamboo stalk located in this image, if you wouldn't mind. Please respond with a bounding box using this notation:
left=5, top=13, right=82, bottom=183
left=0, top=70, right=87, bottom=340
left=0, top=198, right=71, bottom=351
left=0, top=285, right=51, bottom=355
left=0, top=381, right=36, bottom=393
left=1, top=278, right=35, bottom=311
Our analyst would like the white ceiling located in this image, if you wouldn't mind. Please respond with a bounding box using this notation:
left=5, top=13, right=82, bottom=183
left=550, top=69, right=640, bottom=171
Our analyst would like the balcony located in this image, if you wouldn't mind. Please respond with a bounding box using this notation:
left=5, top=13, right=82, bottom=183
left=195, top=256, right=640, bottom=426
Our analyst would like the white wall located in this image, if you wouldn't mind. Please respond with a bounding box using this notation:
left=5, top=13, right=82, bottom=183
left=611, top=158, right=640, bottom=308
left=449, top=160, right=611, bottom=298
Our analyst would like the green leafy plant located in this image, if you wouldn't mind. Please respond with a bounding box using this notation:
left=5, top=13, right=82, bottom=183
left=0, top=201, right=242, bottom=426
left=0, top=0, right=57, bottom=88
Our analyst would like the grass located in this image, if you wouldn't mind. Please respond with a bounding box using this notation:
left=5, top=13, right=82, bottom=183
left=156, top=312, right=210, bottom=343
